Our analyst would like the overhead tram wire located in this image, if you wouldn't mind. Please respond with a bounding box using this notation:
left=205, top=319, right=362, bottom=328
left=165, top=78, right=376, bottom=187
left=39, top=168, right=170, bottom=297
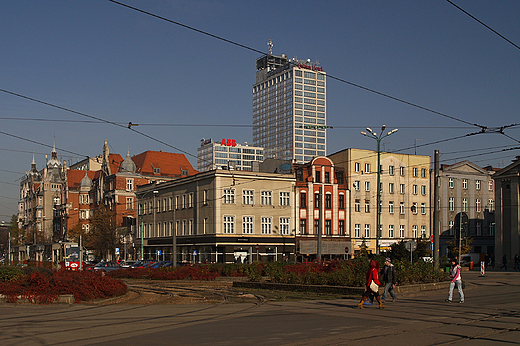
left=0, top=88, right=196, bottom=159
left=107, top=0, right=486, bottom=132
left=446, top=0, right=520, bottom=51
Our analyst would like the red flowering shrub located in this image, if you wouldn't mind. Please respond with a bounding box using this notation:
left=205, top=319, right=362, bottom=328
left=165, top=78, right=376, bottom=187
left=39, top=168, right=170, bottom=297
left=0, top=268, right=127, bottom=303
left=109, top=265, right=220, bottom=281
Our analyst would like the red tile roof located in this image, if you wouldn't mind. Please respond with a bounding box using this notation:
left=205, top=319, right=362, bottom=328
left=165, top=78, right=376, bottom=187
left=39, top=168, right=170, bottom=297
left=67, top=170, right=96, bottom=189
left=132, top=150, right=198, bottom=177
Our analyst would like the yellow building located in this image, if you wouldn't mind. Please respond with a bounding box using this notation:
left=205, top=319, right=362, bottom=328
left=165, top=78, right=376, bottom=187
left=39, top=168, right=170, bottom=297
left=329, top=148, right=431, bottom=255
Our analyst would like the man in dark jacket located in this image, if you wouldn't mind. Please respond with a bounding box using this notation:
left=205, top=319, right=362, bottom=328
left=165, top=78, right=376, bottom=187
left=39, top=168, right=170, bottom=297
left=381, top=257, right=397, bottom=302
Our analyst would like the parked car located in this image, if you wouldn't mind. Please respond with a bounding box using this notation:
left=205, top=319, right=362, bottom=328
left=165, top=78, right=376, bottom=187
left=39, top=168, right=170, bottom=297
left=131, top=260, right=156, bottom=268
left=150, top=261, right=173, bottom=268
left=120, top=260, right=137, bottom=268
left=86, top=261, right=122, bottom=273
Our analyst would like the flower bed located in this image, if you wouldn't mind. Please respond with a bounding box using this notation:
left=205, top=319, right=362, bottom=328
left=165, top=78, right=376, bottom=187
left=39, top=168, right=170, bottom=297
left=0, top=267, right=127, bottom=304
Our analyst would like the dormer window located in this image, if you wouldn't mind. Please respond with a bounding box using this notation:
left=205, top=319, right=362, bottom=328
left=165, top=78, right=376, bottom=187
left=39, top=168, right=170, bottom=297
left=181, top=169, right=188, bottom=176
left=153, top=167, right=161, bottom=174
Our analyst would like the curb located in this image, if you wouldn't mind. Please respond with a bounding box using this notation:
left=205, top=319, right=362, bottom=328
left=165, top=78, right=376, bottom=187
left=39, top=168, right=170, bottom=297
left=0, top=294, right=75, bottom=304
left=232, top=281, right=451, bottom=296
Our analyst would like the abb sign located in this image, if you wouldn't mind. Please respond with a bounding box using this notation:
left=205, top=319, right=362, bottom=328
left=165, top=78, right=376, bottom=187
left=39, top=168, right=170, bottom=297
left=221, top=139, right=237, bottom=147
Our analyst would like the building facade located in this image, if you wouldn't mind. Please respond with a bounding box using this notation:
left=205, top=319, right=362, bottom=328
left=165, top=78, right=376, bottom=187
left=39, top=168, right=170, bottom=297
left=294, top=157, right=351, bottom=261
left=197, top=138, right=264, bottom=172
left=493, top=157, right=520, bottom=266
left=137, top=168, right=296, bottom=264
left=329, top=148, right=431, bottom=255
left=253, top=53, right=326, bottom=163
left=436, top=161, right=496, bottom=260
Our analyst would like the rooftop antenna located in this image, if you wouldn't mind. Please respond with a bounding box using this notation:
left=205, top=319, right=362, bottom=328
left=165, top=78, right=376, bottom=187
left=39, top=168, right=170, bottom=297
left=267, top=39, right=273, bottom=55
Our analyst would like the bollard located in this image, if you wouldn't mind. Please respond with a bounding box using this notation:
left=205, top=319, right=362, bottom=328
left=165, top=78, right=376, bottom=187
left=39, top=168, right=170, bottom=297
left=480, top=261, right=485, bottom=276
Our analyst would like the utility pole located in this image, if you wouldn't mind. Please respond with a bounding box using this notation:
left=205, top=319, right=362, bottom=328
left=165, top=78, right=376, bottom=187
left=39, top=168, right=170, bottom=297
left=433, top=150, right=440, bottom=269
left=317, top=186, right=322, bottom=261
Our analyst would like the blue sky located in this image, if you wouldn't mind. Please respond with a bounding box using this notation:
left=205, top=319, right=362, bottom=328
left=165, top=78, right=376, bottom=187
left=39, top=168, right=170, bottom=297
left=1, top=0, right=519, bottom=220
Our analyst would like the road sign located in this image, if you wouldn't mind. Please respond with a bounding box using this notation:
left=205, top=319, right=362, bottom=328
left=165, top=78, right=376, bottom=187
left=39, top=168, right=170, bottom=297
left=430, top=235, right=434, bottom=243
left=404, top=240, right=417, bottom=252
left=345, top=246, right=349, bottom=254
left=115, top=247, right=120, bottom=255
left=156, top=250, right=161, bottom=256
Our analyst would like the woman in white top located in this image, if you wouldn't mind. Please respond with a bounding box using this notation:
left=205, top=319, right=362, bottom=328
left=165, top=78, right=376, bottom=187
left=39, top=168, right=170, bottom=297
left=446, top=259, right=464, bottom=303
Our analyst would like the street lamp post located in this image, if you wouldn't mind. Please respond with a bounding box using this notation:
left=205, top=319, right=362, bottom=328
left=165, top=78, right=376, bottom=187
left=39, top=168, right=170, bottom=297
left=361, top=125, right=398, bottom=255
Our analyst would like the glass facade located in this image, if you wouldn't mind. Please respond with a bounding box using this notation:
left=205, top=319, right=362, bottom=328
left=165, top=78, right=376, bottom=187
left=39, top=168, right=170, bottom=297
left=197, top=140, right=264, bottom=172
left=252, top=56, right=326, bottom=163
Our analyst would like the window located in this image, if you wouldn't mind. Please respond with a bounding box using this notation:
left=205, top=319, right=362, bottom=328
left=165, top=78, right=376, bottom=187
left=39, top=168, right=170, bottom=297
left=336, top=171, right=344, bottom=184
left=157, top=199, right=162, bottom=212
left=365, top=200, right=370, bottom=213
left=449, top=197, right=455, bottom=211
left=421, top=203, right=426, bottom=214
left=300, top=192, right=307, bottom=208
left=355, top=224, right=361, bottom=238
left=280, top=217, right=290, bottom=235
left=242, top=190, right=254, bottom=205
left=365, top=163, right=370, bottom=173
left=389, top=165, right=395, bottom=175
left=243, top=216, right=254, bottom=234
left=339, top=220, right=345, bottom=236
left=175, top=220, right=180, bottom=236
left=181, top=195, right=186, bottom=209
left=261, top=191, right=272, bottom=205
left=315, top=171, right=321, bottom=183
left=413, top=184, right=418, bottom=195
left=476, top=180, right=481, bottom=190
left=280, top=192, right=290, bottom=206
left=364, top=224, right=370, bottom=238
left=325, top=194, right=331, bottom=209
left=324, top=172, right=330, bottom=184
left=413, top=167, right=418, bottom=177
left=355, top=162, right=360, bottom=173
left=182, top=220, right=187, bottom=235
left=314, top=219, right=320, bottom=235
left=462, top=198, right=467, bottom=212
left=339, top=194, right=345, bottom=209
left=400, top=184, right=405, bottom=194
left=400, top=166, right=405, bottom=176
left=476, top=222, right=482, bottom=236
left=400, top=225, right=405, bottom=238
left=314, top=193, right=320, bottom=208
left=400, top=202, right=405, bottom=214
left=389, top=183, right=394, bottom=194
left=354, top=181, right=360, bottom=191
left=223, top=216, right=235, bottom=234
left=421, top=185, right=427, bottom=195
left=463, top=179, right=468, bottom=189
left=389, top=201, right=394, bottom=214
left=189, top=219, right=194, bottom=235
left=261, top=217, right=272, bottom=234
left=126, top=178, right=134, bottom=190
left=325, top=220, right=331, bottom=235
left=168, top=196, right=173, bottom=210
left=412, top=225, right=418, bottom=238
left=126, top=197, right=133, bottom=210
left=449, top=178, right=454, bottom=188
left=412, top=202, right=418, bottom=214
left=365, top=181, right=370, bottom=191
left=388, top=225, right=394, bottom=238
left=489, top=199, right=494, bottom=212
left=449, top=221, right=454, bottom=236
left=421, top=225, right=426, bottom=238
left=223, top=189, right=235, bottom=204
left=300, top=219, right=307, bottom=235
left=203, top=190, right=208, bottom=205
left=488, top=181, right=493, bottom=191
left=355, top=199, right=360, bottom=212
left=489, top=223, right=495, bottom=236
left=476, top=199, right=481, bottom=212
left=421, top=168, right=427, bottom=178
left=175, top=195, right=180, bottom=210
left=189, top=193, right=193, bottom=208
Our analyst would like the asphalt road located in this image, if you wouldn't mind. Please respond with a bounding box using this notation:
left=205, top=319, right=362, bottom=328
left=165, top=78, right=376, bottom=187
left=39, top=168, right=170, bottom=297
left=1, top=270, right=519, bottom=346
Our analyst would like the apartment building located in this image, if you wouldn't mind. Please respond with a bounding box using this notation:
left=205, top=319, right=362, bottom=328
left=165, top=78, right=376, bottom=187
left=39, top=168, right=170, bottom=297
left=329, top=148, right=431, bottom=255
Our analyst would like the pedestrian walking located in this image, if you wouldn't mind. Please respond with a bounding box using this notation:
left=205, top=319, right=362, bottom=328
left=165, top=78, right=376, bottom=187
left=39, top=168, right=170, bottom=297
left=446, top=259, right=464, bottom=304
left=381, top=257, right=397, bottom=302
left=500, top=254, right=507, bottom=270
left=357, top=259, right=385, bottom=309
left=514, top=254, right=520, bottom=271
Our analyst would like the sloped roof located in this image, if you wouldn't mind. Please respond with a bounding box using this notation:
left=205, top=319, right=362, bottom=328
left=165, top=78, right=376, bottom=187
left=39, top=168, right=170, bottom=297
left=441, top=160, right=489, bottom=175
left=67, top=170, right=97, bottom=190
left=108, top=153, right=124, bottom=174
left=132, top=150, right=198, bottom=177
left=493, top=157, right=520, bottom=179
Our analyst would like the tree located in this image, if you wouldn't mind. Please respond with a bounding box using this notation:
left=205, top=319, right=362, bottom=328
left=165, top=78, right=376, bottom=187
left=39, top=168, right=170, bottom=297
left=447, top=237, right=473, bottom=259
left=8, top=215, right=24, bottom=246
left=86, top=205, right=119, bottom=259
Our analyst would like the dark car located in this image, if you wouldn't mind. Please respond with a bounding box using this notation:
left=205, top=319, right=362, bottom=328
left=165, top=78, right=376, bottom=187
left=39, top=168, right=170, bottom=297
left=86, top=261, right=122, bottom=273
left=150, top=261, right=173, bottom=268
left=131, top=260, right=156, bottom=268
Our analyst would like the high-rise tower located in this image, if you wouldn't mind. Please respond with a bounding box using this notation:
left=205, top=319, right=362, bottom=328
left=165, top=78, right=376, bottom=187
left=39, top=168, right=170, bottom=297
left=252, top=52, right=326, bottom=163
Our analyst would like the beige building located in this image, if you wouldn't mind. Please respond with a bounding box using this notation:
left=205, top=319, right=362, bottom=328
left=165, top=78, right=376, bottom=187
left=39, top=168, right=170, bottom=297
left=137, top=168, right=296, bottom=263
left=329, top=148, right=431, bottom=254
